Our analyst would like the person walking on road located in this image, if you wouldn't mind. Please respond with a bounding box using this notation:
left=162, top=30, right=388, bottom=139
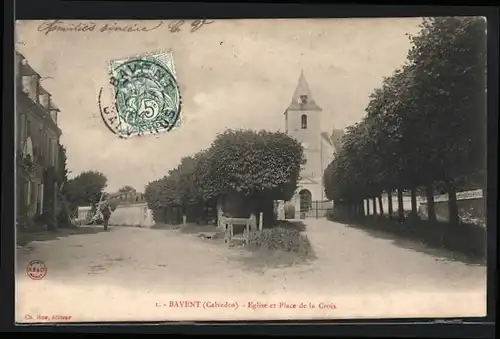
left=101, top=202, right=112, bottom=231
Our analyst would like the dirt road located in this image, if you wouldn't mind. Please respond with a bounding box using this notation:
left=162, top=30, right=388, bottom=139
left=16, top=219, right=486, bottom=322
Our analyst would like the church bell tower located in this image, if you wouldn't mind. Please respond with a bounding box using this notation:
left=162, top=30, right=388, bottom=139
left=284, top=70, right=324, bottom=202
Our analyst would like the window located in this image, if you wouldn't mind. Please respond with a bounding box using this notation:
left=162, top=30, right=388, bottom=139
left=25, top=181, right=31, bottom=205
left=38, top=183, right=44, bottom=215
left=301, top=114, right=308, bottom=129
left=47, top=137, right=52, bottom=164
left=52, top=139, right=58, bottom=166
left=26, top=119, right=31, bottom=138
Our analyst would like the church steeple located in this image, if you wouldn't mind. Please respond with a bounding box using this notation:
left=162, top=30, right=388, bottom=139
left=286, top=69, right=322, bottom=112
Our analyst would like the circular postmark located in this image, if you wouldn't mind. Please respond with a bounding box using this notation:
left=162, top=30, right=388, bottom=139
left=26, top=260, right=47, bottom=280
left=103, top=57, right=181, bottom=138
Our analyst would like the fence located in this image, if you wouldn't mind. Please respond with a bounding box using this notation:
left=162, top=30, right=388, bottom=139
left=300, top=200, right=334, bottom=219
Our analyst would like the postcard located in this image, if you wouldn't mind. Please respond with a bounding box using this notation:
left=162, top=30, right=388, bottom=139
left=15, top=18, right=488, bottom=323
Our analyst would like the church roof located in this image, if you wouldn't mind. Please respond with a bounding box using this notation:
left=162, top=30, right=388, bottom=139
left=285, top=69, right=322, bottom=113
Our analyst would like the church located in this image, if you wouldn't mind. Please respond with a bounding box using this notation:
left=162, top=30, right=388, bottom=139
left=281, top=70, right=336, bottom=219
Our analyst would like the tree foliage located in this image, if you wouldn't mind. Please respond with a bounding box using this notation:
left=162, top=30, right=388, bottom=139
left=144, top=129, right=304, bottom=214
left=324, top=17, right=487, bottom=210
left=63, top=170, right=108, bottom=209
left=118, top=185, right=136, bottom=193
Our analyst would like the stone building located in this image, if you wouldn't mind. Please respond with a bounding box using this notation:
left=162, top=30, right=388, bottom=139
left=282, top=70, right=336, bottom=218
left=16, top=51, right=64, bottom=231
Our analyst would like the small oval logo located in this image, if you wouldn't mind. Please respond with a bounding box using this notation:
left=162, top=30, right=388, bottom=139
left=26, top=260, right=47, bottom=280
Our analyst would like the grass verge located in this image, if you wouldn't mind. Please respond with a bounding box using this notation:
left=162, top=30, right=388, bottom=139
left=242, top=221, right=316, bottom=269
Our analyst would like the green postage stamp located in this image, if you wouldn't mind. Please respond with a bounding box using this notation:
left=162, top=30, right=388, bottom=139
left=104, top=50, right=181, bottom=138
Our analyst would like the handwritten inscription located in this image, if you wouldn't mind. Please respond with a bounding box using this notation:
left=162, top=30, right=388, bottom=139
left=167, top=19, right=214, bottom=33
left=37, top=20, right=164, bottom=35
left=36, top=20, right=213, bottom=35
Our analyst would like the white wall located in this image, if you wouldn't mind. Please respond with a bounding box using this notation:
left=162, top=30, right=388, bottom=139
left=364, top=189, right=484, bottom=216
left=108, top=203, right=155, bottom=227
left=77, top=206, right=92, bottom=221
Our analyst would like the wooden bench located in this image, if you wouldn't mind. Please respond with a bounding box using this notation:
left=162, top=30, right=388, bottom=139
left=221, top=213, right=262, bottom=246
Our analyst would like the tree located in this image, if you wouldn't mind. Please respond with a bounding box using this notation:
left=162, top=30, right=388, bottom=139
left=206, top=129, right=304, bottom=226
left=118, top=185, right=136, bottom=193
left=323, top=17, right=486, bottom=225
left=64, top=171, right=108, bottom=210
left=406, top=17, right=487, bottom=223
left=144, top=129, right=305, bottom=226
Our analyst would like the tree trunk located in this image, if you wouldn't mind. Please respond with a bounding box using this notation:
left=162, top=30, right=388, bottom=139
left=410, top=187, right=417, bottom=215
left=366, top=198, right=370, bottom=216
left=360, top=200, right=365, bottom=217
left=397, top=189, right=405, bottom=221
left=446, top=180, right=459, bottom=225
left=196, top=202, right=205, bottom=225
left=372, top=197, right=377, bottom=216
left=378, top=195, right=384, bottom=216
left=387, top=190, right=394, bottom=220
left=426, top=184, right=436, bottom=222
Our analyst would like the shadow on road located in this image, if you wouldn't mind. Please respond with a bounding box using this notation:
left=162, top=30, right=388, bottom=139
left=17, top=226, right=107, bottom=247
left=345, top=223, right=485, bottom=266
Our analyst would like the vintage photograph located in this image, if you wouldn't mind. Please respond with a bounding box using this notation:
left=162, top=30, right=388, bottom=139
left=15, top=17, right=487, bottom=323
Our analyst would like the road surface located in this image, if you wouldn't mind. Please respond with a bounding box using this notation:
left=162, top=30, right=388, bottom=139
left=16, top=219, right=486, bottom=322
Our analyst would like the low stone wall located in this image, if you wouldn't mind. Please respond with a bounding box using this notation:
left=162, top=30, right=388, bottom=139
left=419, top=197, right=485, bottom=225
left=108, top=203, right=155, bottom=227
left=365, top=189, right=485, bottom=226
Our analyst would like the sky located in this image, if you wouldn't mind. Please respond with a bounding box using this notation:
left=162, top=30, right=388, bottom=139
left=16, top=18, right=422, bottom=192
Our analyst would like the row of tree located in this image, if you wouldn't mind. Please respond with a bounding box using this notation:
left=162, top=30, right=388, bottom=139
left=144, top=129, right=305, bottom=225
left=323, top=17, right=487, bottom=224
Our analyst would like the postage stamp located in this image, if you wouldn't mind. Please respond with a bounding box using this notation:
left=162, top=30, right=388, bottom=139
left=102, top=50, right=181, bottom=138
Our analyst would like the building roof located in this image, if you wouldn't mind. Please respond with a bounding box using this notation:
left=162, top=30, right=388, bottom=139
left=39, top=86, right=49, bottom=95
left=17, top=51, right=40, bottom=77
left=285, top=69, right=322, bottom=112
